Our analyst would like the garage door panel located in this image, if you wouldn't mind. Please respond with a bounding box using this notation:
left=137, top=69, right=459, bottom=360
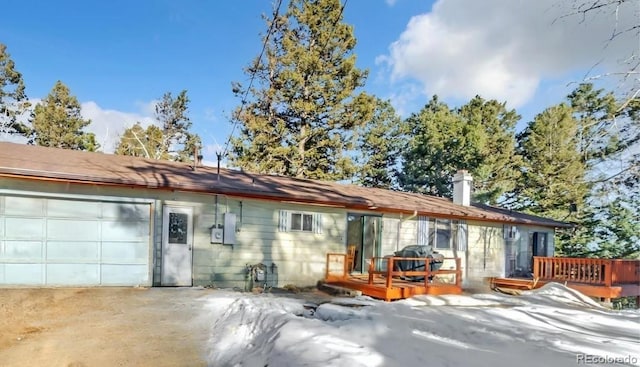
left=101, top=265, right=149, bottom=285
left=1, top=195, right=151, bottom=286
left=5, top=218, right=44, bottom=239
left=47, top=219, right=100, bottom=241
left=101, top=221, right=149, bottom=241
left=4, top=263, right=44, bottom=285
left=0, top=241, right=43, bottom=261
left=5, top=197, right=44, bottom=216
left=102, top=203, right=150, bottom=221
left=46, top=264, right=100, bottom=285
left=46, top=241, right=100, bottom=262
left=102, top=241, right=148, bottom=263
left=47, top=199, right=101, bottom=218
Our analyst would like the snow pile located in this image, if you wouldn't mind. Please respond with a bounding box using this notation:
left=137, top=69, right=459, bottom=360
left=205, top=287, right=640, bottom=367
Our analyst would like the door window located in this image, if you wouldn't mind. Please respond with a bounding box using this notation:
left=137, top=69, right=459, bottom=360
left=168, top=212, right=188, bottom=244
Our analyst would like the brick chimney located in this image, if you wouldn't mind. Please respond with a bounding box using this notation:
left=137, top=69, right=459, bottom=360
left=453, top=170, right=473, bottom=206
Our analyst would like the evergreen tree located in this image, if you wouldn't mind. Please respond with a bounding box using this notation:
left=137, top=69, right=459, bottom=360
left=355, top=98, right=403, bottom=189
left=595, top=198, right=640, bottom=258
left=0, top=43, right=30, bottom=138
left=115, top=90, right=202, bottom=162
left=31, top=81, right=98, bottom=151
left=229, top=0, right=375, bottom=180
left=397, top=96, right=472, bottom=197
left=457, top=96, right=521, bottom=204
left=397, top=95, right=520, bottom=204
left=517, top=103, right=587, bottom=218
left=516, top=103, right=589, bottom=255
left=115, top=123, right=165, bottom=159
left=567, top=84, right=639, bottom=258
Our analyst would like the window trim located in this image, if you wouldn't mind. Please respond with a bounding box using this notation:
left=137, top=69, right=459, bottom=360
left=279, top=210, right=322, bottom=234
left=289, top=212, right=314, bottom=232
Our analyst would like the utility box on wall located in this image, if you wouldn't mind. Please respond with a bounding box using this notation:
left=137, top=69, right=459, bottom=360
left=223, top=213, right=237, bottom=245
left=211, top=227, right=223, bottom=244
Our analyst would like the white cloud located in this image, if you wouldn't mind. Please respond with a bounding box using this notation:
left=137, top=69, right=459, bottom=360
left=382, top=0, right=638, bottom=107
left=81, top=101, right=156, bottom=153
left=385, top=0, right=398, bottom=6
left=134, top=100, right=159, bottom=117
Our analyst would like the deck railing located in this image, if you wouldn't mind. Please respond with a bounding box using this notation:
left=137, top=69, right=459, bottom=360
left=325, top=253, right=462, bottom=288
left=533, top=256, right=640, bottom=286
left=368, top=256, right=462, bottom=289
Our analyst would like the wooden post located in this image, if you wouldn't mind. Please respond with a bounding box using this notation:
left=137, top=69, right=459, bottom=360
left=636, top=296, right=640, bottom=310
left=604, top=261, right=613, bottom=287
left=386, top=257, right=394, bottom=290
left=455, top=258, right=462, bottom=289
left=424, top=258, right=430, bottom=289
left=325, top=253, right=330, bottom=280
left=368, top=259, right=374, bottom=285
left=342, top=254, right=348, bottom=279
left=533, top=257, right=540, bottom=279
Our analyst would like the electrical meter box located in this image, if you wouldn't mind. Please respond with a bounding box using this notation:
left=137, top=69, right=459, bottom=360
left=210, top=227, right=223, bottom=244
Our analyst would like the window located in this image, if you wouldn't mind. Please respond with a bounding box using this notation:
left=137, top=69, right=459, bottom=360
left=291, top=213, right=313, bottom=232
left=418, top=217, right=462, bottom=250
left=433, top=219, right=452, bottom=249
left=168, top=212, right=188, bottom=244
left=278, top=210, right=322, bottom=233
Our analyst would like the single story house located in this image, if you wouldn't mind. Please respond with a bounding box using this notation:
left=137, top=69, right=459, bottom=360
left=0, top=142, right=570, bottom=288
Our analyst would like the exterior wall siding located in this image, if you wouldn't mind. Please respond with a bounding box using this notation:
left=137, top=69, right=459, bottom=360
left=380, top=214, right=419, bottom=256
left=0, top=176, right=558, bottom=290
left=465, top=221, right=505, bottom=285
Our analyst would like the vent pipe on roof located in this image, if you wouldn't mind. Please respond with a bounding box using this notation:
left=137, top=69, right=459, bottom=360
left=216, top=152, right=222, bottom=181
left=453, top=170, right=473, bottom=206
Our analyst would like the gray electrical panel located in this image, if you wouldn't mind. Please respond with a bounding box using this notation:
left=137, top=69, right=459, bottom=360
left=223, top=213, right=237, bottom=245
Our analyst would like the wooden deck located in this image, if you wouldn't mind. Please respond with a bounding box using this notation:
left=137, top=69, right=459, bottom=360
left=324, top=253, right=462, bottom=301
left=490, top=256, right=640, bottom=303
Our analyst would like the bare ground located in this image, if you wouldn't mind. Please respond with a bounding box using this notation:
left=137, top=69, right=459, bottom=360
left=0, top=287, right=214, bottom=367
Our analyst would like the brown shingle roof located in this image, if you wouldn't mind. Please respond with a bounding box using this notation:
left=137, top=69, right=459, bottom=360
left=0, top=142, right=571, bottom=228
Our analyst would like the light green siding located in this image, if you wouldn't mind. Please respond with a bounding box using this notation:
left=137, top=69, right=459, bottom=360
left=380, top=214, right=418, bottom=255
left=465, top=221, right=505, bottom=284
left=1, top=176, right=558, bottom=289
left=186, top=198, right=346, bottom=288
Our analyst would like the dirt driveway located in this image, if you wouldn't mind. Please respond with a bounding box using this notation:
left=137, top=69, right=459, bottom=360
left=0, top=287, right=214, bottom=367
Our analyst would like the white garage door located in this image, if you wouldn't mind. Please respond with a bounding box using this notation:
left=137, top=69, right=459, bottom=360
left=0, top=195, right=151, bottom=286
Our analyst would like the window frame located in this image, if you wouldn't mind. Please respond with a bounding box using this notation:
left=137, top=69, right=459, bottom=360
left=289, top=212, right=314, bottom=232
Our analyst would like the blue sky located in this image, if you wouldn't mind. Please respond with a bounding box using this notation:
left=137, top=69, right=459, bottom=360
left=1, top=0, right=634, bottom=164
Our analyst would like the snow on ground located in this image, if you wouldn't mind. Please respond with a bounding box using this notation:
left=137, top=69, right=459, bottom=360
left=204, top=283, right=640, bottom=367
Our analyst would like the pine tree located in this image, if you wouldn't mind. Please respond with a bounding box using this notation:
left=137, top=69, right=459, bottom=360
left=355, top=98, right=403, bottom=189
left=229, top=0, right=375, bottom=180
left=0, top=43, right=30, bottom=138
left=566, top=84, right=639, bottom=258
left=595, top=198, right=640, bottom=258
left=115, top=123, right=165, bottom=159
left=397, top=95, right=520, bottom=204
left=398, top=96, right=473, bottom=197
left=516, top=103, right=589, bottom=256
left=115, top=90, right=202, bottom=162
left=457, top=96, right=521, bottom=204
left=31, top=81, right=98, bottom=151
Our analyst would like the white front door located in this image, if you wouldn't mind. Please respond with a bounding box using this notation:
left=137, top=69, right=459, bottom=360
left=161, top=206, right=193, bottom=286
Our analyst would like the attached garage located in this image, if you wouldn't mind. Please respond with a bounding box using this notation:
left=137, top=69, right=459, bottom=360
left=0, top=195, right=152, bottom=286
